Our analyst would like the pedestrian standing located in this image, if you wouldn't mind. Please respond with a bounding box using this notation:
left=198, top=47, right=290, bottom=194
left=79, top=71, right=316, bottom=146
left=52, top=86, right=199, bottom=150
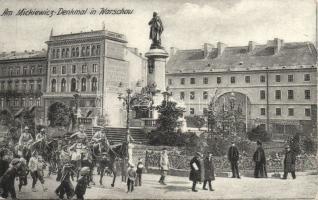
left=75, top=167, right=90, bottom=200
left=282, top=145, right=296, bottom=179
left=158, top=148, right=170, bottom=185
left=135, top=158, right=144, bottom=186
left=203, top=152, right=215, bottom=191
left=189, top=152, right=202, bottom=192
left=253, top=141, right=267, bottom=178
left=228, top=142, right=240, bottom=178
left=127, top=164, right=137, bottom=193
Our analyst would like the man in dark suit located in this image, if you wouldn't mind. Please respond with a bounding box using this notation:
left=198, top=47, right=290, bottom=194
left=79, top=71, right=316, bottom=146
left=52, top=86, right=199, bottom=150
left=283, top=145, right=296, bottom=179
left=253, top=141, right=267, bottom=178
left=227, top=142, right=240, bottom=178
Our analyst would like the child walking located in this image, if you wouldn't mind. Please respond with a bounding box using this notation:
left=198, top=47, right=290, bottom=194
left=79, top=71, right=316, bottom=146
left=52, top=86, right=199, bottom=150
left=127, top=164, right=137, bottom=193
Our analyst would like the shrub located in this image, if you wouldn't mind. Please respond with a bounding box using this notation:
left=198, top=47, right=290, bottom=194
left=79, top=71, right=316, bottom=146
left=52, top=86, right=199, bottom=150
left=302, top=137, right=317, bottom=155
left=247, top=125, right=271, bottom=142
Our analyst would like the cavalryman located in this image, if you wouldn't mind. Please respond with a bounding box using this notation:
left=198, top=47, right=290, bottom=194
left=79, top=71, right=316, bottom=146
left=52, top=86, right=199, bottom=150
left=18, top=126, right=34, bottom=157
left=70, top=125, right=87, bottom=144
left=91, top=130, right=110, bottom=153
left=35, top=128, right=47, bottom=152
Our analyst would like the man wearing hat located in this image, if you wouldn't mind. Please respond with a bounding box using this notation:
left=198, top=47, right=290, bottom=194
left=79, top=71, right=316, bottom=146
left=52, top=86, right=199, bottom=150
left=228, top=142, right=240, bottom=178
left=70, top=124, right=87, bottom=144
left=189, top=152, right=203, bottom=192
left=56, top=162, right=75, bottom=200
left=253, top=141, right=267, bottom=178
left=158, top=148, right=170, bottom=185
left=18, top=126, right=34, bottom=156
left=283, top=145, right=296, bottom=179
left=127, top=164, right=137, bottom=193
left=35, top=128, right=47, bottom=153
left=0, top=158, right=22, bottom=200
left=75, top=167, right=90, bottom=200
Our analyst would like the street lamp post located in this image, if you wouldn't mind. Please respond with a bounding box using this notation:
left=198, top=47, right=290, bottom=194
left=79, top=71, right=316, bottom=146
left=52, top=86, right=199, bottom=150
left=73, top=90, right=80, bottom=127
left=118, top=88, right=133, bottom=137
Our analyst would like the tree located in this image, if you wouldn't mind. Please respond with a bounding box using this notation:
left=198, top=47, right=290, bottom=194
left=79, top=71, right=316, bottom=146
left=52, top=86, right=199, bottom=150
left=156, top=100, right=184, bottom=132
left=185, top=115, right=206, bottom=130
left=48, top=102, right=74, bottom=127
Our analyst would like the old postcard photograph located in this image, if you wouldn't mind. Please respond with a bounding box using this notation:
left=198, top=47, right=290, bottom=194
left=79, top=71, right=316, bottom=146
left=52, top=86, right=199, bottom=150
left=0, top=0, right=317, bottom=199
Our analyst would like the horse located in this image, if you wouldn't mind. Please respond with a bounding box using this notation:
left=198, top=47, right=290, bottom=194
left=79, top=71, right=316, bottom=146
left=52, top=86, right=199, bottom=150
left=90, top=142, right=127, bottom=187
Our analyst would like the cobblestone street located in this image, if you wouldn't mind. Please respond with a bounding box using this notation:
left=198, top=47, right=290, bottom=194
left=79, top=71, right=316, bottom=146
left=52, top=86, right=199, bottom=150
left=11, top=171, right=318, bottom=199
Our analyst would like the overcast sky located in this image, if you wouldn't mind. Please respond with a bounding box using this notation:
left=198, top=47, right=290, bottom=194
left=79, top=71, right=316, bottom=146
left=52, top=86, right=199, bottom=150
left=0, top=0, right=316, bottom=54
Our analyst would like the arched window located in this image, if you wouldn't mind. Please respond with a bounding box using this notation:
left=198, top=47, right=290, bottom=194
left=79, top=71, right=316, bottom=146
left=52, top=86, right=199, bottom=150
left=86, top=46, right=90, bottom=56
left=81, top=47, right=85, bottom=57
left=51, top=79, right=56, bottom=92
left=52, top=49, right=56, bottom=59
left=71, top=78, right=76, bottom=92
left=71, top=47, right=75, bottom=57
left=65, top=48, right=69, bottom=58
left=91, top=45, right=96, bottom=56
left=56, top=49, right=60, bottom=58
left=91, top=77, right=97, bottom=92
left=96, top=45, right=100, bottom=55
left=81, top=78, right=86, bottom=92
left=61, top=78, right=66, bottom=92
left=75, top=47, right=79, bottom=57
left=62, top=48, right=65, bottom=58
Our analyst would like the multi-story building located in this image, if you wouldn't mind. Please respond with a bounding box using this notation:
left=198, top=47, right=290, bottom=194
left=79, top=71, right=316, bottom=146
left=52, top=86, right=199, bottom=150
left=43, top=29, right=147, bottom=127
left=166, top=38, right=317, bottom=139
left=0, top=50, right=47, bottom=124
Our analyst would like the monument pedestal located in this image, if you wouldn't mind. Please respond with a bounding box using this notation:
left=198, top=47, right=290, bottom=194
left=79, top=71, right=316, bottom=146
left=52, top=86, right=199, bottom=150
left=145, top=48, right=169, bottom=120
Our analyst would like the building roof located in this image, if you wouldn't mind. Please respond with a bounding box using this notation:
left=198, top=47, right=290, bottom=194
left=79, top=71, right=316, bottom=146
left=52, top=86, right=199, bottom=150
left=166, top=41, right=317, bottom=73
left=48, top=29, right=127, bottom=43
left=0, top=50, right=47, bottom=62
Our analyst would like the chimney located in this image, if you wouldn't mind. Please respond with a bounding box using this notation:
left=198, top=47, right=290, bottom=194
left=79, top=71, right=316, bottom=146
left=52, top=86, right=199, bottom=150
left=274, top=38, right=283, bottom=54
left=217, top=42, right=226, bottom=57
left=170, top=47, right=178, bottom=57
left=248, top=41, right=256, bottom=52
left=203, top=43, right=214, bottom=57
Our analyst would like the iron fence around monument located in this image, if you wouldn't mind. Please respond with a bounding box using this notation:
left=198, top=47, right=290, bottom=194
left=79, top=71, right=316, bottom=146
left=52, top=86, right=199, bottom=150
left=145, top=150, right=317, bottom=172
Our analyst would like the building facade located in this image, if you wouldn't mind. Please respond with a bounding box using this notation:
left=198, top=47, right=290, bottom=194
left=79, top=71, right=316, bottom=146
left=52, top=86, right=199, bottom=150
left=166, top=39, right=317, bottom=139
left=0, top=50, right=47, bottom=124
left=43, top=29, right=147, bottom=127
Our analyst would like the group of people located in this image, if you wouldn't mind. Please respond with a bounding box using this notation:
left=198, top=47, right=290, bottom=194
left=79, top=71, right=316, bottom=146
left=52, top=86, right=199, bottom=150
left=187, top=140, right=297, bottom=192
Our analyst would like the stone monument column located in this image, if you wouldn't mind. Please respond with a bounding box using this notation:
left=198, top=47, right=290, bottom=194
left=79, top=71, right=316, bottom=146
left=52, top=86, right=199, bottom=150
left=145, top=49, right=168, bottom=119
left=145, top=12, right=169, bottom=119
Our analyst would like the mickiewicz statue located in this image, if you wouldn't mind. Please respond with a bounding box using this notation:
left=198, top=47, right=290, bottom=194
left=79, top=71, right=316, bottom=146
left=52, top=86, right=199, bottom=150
left=148, top=12, right=164, bottom=49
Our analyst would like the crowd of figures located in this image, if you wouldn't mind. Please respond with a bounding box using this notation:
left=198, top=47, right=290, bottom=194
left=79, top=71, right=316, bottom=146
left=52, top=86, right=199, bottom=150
left=185, top=140, right=297, bottom=192
left=0, top=124, right=143, bottom=200
left=0, top=124, right=298, bottom=199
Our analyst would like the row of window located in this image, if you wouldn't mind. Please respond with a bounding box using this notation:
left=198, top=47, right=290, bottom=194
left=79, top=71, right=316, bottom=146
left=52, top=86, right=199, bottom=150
left=51, top=44, right=101, bottom=59
left=188, top=107, right=311, bottom=117
left=0, top=80, right=42, bottom=91
left=168, top=73, right=312, bottom=85
left=260, top=107, right=311, bottom=117
left=51, top=77, right=98, bottom=93
left=178, top=89, right=311, bottom=101
left=1, top=65, right=43, bottom=77
left=51, top=64, right=98, bottom=75
left=0, top=97, right=41, bottom=108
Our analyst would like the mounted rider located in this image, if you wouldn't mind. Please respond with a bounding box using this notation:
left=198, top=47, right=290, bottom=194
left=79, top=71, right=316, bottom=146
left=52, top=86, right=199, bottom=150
left=70, top=124, right=87, bottom=145
left=91, top=130, right=110, bottom=153
left=35, top=128, right=47, bottom=153
left=18, top=126, right=34, bottom=157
